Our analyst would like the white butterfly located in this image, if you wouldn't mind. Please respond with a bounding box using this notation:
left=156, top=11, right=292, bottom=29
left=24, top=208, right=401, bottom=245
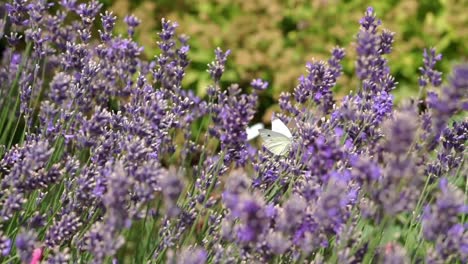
left=259, top=118, right=293, bottom=156
left=246, top=123, right=265, bottom=141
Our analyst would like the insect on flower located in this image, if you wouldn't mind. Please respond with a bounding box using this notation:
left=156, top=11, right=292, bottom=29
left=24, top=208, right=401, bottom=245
left=259, top=119, right=293, bottom=156
left=246, top=123, right=265, bottom=141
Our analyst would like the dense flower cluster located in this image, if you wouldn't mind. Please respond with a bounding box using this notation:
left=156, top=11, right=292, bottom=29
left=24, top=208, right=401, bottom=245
left=0, top=2, right=466, bottom=263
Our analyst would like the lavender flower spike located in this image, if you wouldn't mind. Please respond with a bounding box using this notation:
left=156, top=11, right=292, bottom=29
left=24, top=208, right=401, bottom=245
left=0, top=231, right=11, bottom=256
left=208, top=47, right=231, bottom=83
left=419, top=48, right=443, bottom=88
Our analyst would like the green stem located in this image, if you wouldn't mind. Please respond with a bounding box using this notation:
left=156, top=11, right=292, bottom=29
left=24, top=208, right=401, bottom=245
left=0, top=42, right=32, bottom=143
left=463, top=162, right=467, bottom=224
left=403, top=174, right=432, bottom=247
left=361, top=216, right=389, bottom=263
left=145, top=198, right=162, bottom=258
left=7, top=55, right=46, bottom=149
left=184, top=151, right=225, bottom=244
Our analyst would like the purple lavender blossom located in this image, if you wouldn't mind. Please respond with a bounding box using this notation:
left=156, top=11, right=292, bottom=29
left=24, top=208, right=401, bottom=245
left=222, top=169, right=251, bottom=210
left=331, top=80, right=394, bottom=147
left=235, top=198, right=268, bottom=243
left=422, top=179, right=467, bottom=241
left=59, top=0, right=76, bottom=11
left=208, top=47, right=231, bottom=83
left=0, top=190, right=26, bottom=221
left=101, top=11, right=116, bottom=32
left=75, top=0, right=102, bottom=27
left=328, top=47, right=346, bottom=79
left=315, top=178, right=352, bottom=232
left=349, top=154, right=381, bottom=185
left=0, top=231, right=11, bottom=256
left=26, top=0, right=53, bottom=26
left=422, top=179, right=467, bottom=262
left=359, top=7, right=381, bottom=33
left=5, top=32, right=23, bottom=46
left=355, top=7, right=395, bottom=94
left=99, top=11, right=116, bottom=42
left=441, top=120, right=468, bottom=153
left=419, top=48, right=443, bottom=88
left=211, top=84, right=257, bottom=165
left=153, top=18, right=191, bottom=91
left=5, top=0, right=30, bottom=26
left=379, top=30, right=395, bottom=55
left=15, top=229, right=38, bottom=263
left=382, top=109, right=418, bottom=155
left=292, top=47, right=345, bottom=114
left=77, top=220, right=125, bottom=263
left=278, top=92, right=298, bottom=115
left=175, top=247, right=207, bottom=264
left=46, top=247, right=72, bottom=264
left=251, top=78, right=269, bottom=91
left=426, top=120, right=468, bottom=178
left=299, top=126, right=344, bottom=183
left=124, top=15, right=141, bottom=37
left=160, top=166, right=185, bottom=217
left=427, top=64, right=468, bottom=149
left=222, top=170, right=269, bottom=246
left=49, top=72, right=73, bottom=106
left=28, top=211, right=47, bottom=229
left=45, top=211, right=82, bottom=247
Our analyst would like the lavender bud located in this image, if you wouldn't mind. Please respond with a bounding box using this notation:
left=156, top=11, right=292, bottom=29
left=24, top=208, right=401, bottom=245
left=208, top=48, right=231, bottom=82
left=251, top=78, right=269, bottom=91
left=0, top=232, right=11, bottom=256
left=46, top=247, right=71, bottom=264
left=419, top=48, right=443, bottom=88
left=422, top=179, right=466, bottom=241
left=124, top=15, right=140, bottom=37
left=15, top=229, right=38, bottom=263
left=382, top=109, right=418, bottom=155
left=45, top=211, right=82, bottom=247
left=175, top=246, right=207, bottom=264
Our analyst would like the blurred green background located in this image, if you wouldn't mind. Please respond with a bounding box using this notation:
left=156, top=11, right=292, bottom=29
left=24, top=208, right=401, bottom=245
left=102, top=0, right=467, bottom=120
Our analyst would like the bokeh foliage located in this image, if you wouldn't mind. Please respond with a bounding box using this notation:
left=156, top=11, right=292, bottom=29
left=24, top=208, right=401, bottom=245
left=106, top=0, right=466, bottom=113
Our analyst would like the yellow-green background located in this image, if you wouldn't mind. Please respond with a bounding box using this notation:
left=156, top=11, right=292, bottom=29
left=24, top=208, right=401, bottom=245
left=102, top=0, right=467, bottom=120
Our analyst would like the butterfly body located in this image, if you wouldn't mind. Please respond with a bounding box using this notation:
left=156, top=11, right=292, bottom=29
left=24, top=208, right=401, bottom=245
left=259, top=119, right=293, bottom=156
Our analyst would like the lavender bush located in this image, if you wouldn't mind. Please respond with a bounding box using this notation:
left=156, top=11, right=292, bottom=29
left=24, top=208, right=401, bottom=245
left=0, top=1, right=466, bottom=263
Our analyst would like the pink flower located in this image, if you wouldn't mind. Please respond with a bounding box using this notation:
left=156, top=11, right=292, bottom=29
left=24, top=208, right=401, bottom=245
left=30, top=248, right=42, bottom=264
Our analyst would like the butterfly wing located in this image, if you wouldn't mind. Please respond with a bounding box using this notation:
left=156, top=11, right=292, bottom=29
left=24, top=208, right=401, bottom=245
left=271, top=118, right=293, bottom=138
left=246, top=123, right=265, bottom=141
left=259, top=129, right=292, bottom=156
